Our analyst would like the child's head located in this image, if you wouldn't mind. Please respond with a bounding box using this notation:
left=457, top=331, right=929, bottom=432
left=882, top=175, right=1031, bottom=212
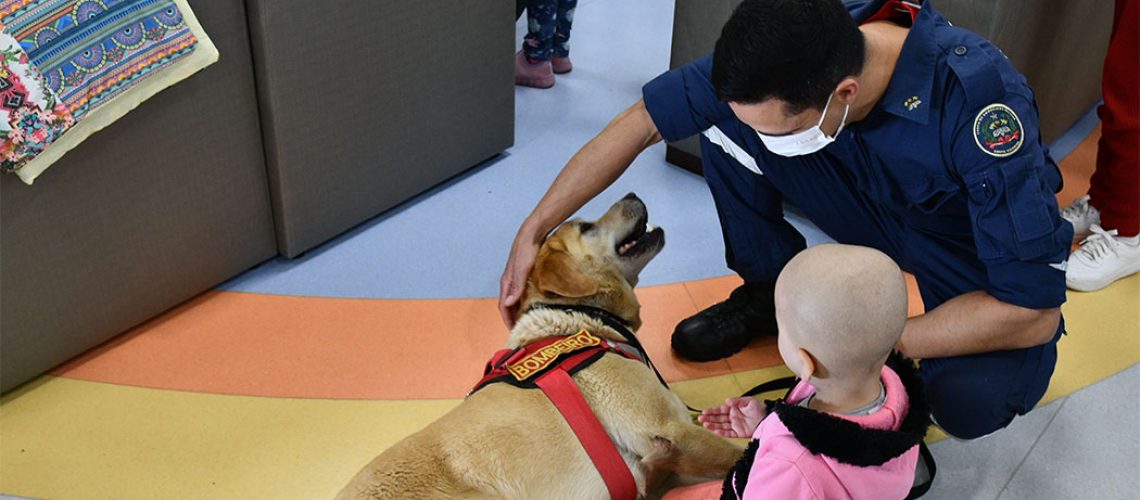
left=774, top=244, right=907, bottom=385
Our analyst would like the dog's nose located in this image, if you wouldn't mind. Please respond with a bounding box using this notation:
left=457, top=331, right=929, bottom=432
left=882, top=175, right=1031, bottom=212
left=622, top=192, right=640, bottom=202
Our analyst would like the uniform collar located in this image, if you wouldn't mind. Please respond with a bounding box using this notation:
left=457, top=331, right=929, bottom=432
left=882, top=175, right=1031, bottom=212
left=853, top=0, right=942, bottom=125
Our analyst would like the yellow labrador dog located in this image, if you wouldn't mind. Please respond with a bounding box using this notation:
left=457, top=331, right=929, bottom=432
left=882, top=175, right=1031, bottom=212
left=338, top=194, right=743, bottom=499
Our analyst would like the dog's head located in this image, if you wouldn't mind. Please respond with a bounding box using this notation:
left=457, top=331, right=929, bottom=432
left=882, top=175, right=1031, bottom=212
left=520, top=193, right=665, bottom=330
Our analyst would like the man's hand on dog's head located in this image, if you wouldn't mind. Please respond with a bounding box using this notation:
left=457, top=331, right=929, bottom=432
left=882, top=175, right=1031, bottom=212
left=499, top=232, right=543, bottom=329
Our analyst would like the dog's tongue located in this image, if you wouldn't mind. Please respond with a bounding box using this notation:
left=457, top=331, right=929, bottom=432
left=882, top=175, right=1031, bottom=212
left=619, top=224, right=657, bottom=256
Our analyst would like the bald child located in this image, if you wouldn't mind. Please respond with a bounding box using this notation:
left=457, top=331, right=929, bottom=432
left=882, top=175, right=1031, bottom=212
left=674, top=244, right=931, bottom=500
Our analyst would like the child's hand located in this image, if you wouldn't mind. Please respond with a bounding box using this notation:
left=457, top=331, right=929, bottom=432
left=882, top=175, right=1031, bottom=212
left=697, top=397, right=767, bottom=439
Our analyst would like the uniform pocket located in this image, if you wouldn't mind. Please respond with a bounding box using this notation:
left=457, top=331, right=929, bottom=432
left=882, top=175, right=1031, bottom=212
left=964, top=168, right=1002, bottom=259
left=964, top=156, right=1058, bottom=261
left=1000, top=160, right=1054, bottom=243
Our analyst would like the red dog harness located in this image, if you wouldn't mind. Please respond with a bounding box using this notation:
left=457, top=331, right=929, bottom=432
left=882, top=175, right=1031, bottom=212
left=469, top=328, right=643, bottom=500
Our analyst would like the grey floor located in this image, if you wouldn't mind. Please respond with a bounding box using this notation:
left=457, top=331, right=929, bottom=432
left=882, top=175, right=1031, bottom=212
left=926, top=364, right=1139, bottom=499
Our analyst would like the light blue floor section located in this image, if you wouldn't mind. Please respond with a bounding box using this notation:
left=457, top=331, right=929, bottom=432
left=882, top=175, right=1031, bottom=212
left=219, top=0, right=829, bottom=300
left=221, top=0, right=699, bottom=300
left=221, top=0, right=1099, bottom=302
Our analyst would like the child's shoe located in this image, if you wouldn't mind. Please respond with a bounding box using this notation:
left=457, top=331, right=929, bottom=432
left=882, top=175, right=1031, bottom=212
left=1066, top=225, right=1140, bottom=291
left=515, top=51, right=554, bottom=89
left=552, top=55, right=573, bottom=74
left=1060, top=195, right=1101, bottom=243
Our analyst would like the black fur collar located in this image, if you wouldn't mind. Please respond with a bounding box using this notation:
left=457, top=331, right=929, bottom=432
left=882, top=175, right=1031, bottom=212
left=721, top=439, right=759, bottom=500
left=770, top=353, right=931, bottom=466
left=721, top=355, right=930, bottom=499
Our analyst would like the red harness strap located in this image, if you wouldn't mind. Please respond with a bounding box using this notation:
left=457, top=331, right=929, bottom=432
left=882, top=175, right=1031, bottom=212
left=467, top=330, right=641, bottom=499
left=534, top=351, right=639, bottom=500
left=469, top=330, right=643, bottom=394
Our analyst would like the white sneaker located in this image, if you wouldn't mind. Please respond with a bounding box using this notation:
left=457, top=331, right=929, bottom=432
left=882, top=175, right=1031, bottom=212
left=1066, top=225, right=1140, bottom=291
left=1060, top=195, right=1101, bottom=243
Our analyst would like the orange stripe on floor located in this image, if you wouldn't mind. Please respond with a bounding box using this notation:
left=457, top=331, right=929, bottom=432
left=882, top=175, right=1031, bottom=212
left=50, top=274, right=926, bottom=400
left=51, top=128, right=1098, bottom=401
left=46, top=280, right=755, bottom=399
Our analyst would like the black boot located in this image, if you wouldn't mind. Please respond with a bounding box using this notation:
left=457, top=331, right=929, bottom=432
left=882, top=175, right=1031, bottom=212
left=671, top=282, right=778, bottom=361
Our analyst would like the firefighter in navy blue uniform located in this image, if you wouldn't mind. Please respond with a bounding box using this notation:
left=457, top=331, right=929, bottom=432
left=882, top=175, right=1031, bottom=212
left=499, top=0, right=1070, bottom=440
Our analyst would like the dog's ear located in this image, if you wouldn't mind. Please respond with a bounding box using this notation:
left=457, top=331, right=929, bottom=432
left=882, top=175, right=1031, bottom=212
left=534, top=249, right=599, bottom=298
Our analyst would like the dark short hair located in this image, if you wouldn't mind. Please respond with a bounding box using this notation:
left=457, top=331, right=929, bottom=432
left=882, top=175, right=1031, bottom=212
left=711, top=0, right=865, bottom=114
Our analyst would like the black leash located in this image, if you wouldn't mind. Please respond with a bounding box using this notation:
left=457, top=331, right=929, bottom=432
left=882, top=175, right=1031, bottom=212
left=740, top=376, right=799, bottom=398
left=906, top=442, right=937, bottom=499
left=525, top=304, right=805, bottom=417
left=526, top=304, right=807, bottom=415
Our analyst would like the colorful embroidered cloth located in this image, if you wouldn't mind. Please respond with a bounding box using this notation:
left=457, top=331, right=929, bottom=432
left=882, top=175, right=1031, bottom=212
left=0, top=30, right=75, bottom=170
left=0, top=0, right=216, bottom=184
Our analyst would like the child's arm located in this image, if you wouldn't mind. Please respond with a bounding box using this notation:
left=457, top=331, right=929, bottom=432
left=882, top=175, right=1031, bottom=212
left=697, top=397, right=767, bottom=438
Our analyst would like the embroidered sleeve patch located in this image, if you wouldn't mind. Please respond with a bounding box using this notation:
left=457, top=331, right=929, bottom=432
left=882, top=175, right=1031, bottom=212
left=973, top=104, right=1024, bottom=157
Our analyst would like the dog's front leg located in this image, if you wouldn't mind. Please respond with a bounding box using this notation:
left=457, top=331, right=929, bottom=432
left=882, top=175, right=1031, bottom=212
left=639, top=421, right=744, bottom=480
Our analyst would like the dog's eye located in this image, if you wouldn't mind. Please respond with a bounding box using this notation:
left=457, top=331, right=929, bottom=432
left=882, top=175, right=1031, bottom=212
left=578, top=222, right=595, bottom=234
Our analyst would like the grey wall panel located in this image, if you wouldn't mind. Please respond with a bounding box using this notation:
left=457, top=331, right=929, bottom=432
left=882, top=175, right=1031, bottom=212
left=0, top=0, right=277, bottom=393
left=246, top=0, right=516, bottom=257
left=936, top=0, right=1112, bottom=142
left=669, top=0, right=739, bottom=71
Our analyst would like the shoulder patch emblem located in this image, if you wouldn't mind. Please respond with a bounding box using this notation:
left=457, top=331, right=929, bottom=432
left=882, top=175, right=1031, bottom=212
left=973, top=103, right=1024, bottom=157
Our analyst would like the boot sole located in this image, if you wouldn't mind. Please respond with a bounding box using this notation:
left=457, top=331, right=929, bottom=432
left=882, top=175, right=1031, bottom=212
left=670, top=332, right=754, bottom=362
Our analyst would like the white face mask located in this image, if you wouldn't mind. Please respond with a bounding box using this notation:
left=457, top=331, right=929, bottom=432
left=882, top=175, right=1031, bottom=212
left=756, top=93, right=849, bottom=157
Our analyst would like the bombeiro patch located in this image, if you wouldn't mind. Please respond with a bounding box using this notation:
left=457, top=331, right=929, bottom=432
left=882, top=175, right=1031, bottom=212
left=973, top=103, right=1024, bottom=157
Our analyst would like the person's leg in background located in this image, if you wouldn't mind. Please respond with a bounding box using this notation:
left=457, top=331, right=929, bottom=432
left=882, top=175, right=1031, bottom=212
left=1063, top=0, right=1140, bottom=291
left=551, top=0, right=577, bottom=74
left=516, top=0, right=557, bottom=88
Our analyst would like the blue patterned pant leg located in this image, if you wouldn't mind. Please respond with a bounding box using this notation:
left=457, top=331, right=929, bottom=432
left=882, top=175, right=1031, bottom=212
left=523, top=0, right=558, bottom=61
left=553, top=0, right=577, bottom=58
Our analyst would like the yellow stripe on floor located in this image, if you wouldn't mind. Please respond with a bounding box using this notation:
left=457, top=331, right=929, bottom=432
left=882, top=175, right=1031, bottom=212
left=1049, top=275, right=1140, bottom=399
left=0, top=370, right=776, bottom=500
left=1, top=276, right=1135, bottom=499
left=1, top=378, right=459, bottom=500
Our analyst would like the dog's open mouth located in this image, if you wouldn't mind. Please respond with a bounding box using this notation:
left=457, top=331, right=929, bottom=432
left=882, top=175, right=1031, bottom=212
left=616, top=214, right=664, bottom=258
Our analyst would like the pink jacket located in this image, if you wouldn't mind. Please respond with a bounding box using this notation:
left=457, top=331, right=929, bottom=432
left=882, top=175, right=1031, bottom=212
left=725, top=357, right=930, bottom=500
